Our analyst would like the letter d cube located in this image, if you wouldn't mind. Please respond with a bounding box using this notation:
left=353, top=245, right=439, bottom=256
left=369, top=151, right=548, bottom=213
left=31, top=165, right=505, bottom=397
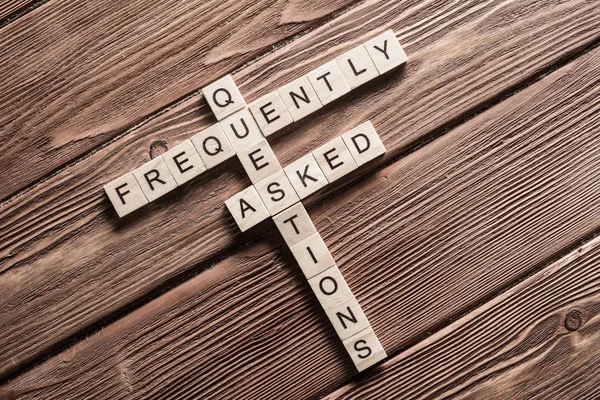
left=341, top=121, right=386, bottom=166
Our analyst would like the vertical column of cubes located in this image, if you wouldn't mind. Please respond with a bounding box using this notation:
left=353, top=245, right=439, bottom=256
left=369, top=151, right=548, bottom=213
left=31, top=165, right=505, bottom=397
left=208, top=58, right=391, bottom=372
left=272, top=204, right=386, bottom=372
left=226, top=118, right=388, bottom=372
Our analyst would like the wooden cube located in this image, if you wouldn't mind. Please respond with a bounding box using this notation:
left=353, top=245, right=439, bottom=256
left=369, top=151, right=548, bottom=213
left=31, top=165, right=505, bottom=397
left=335, top=45, right=379, bottom=89
left=237, top=138, right=282, bottom=184
left=307, top=265, right=353, bottom=310
left=225, top=185, right=270, bottom=232
left=220, top=108, right=264, bottom=153
left=364, top=29, right=408, bottom=74
left=104, top=173, right=148, bottom=217
left=341, top=121, right=386, bottom=166
left=254, top=170, right=300, bottom=215
left=201, top=75, right=246, bottom=120
left=324, top=295, right=370, bottom=341
left=162, top=139, right=206, bottom=185
left=342, top=327, right=387, bottom=372
left=190, top=124, right=236, bottom=169
left=132, top=156, right=178, bottom=202
left=312, top=136, right=358, bottom=183
left=272, top=202, right=317, bottom=247
left=278, top=76, right=323, bottom=122
left=289, top=232, right=335, bottom=278
left=249, top=91, right=293, bottom=137
left=307, top=61, right=351, bottom=106
left=283, top=153, right=329, bottom=199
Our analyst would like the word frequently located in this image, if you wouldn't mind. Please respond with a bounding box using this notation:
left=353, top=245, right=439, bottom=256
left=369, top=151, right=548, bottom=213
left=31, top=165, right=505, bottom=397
left=104, top=29, right=407, bottom=372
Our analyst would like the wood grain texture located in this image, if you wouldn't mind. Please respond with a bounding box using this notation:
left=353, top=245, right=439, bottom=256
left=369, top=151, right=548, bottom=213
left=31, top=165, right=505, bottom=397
left=1, top=0, right=598, bottom=379
left=325, top=237, right=600, bottom=400
left=2, top=39, right=599, bottom=400
left=0, top=0, right=31, bottom=20
left=0, top=0, right=357, bottom=200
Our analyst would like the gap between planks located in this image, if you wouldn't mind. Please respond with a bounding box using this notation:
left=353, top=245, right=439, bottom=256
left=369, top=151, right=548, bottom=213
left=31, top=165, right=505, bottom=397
left=0, top=0, right=366, bottom=201
left=0, top=0, right=44, bottom=27
left=5, top=2, right=600, bottom=382
left=324, top=234, right=600, bottom=399
left=324, top=225, right=600, bottom=399
left=1, top=37, right=600, bottom=399
left=0, top=0, right=368, bottom=209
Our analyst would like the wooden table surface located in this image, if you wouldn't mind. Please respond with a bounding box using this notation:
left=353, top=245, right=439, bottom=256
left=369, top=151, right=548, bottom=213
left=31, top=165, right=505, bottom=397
left=1, top=0, right=599, bottom=398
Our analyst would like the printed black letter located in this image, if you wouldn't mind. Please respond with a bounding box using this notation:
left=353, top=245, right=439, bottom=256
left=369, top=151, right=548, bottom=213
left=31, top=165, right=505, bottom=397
left=323, top=148, right=343, bottom=170
left=319, top=276, right=338, bottom=295
left=295, top=165, right=318, bottom=187
left=173, top=151, right=193, bottom=173
left=267, top=182, right=285, bottom=202
left=289, top=87, right=311, bottom=109
left=316, top=72, right=333, bottom=91
left=283, top=214, right=300, bottom=234
left=248, top=148, right=268, bottom=171
left=354, top=339, right=372, bottom=359
left=239, top=198, right=256, bottom=218
left=115, top=183, right=130, bottom=205
left=373, top=40, right=390, bottom=60
left=144, top=169, right=166, bottom=191
left=350, top=133, right=371, bottom=154
left=337, top=306, right=358, bottom=329
left=260, top=102, right=280, bottom=124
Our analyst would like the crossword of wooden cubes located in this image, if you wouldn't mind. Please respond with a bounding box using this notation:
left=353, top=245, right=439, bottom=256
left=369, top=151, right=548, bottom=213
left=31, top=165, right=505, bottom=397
left=103, top=29, right=407, bottom=372
left=104, top=29, right=405, bottom=218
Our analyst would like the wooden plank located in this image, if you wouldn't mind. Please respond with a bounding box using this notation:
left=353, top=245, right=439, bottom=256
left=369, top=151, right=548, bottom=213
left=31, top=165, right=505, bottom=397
left=2, top=38, right=599, bottom=400
left=0, top=0, right=358, bottom=200
left=1, top=0, right=598, bottom=380
left=0, top=0, right=31, bottom=20
left=325, top=237, right=600, bottom=400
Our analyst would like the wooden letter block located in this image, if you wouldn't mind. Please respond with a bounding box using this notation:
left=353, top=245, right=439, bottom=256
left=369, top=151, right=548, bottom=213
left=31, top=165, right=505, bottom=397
left=201, top=75, right=246, bottom=120
left=335, top=45, right=379, bottom=90
left=237, top=138, right=282, bottom=184
left=312, top=136, right=358, bottom=183
left=307, top=61, right=351, bottom=106
left=132, top=156, right=178, bottom=202
left=104, top=173, right=148, bottom=217
left=162, top=139, right=207, bottom=185
left=225, top=185, right=270, bottom=232
left=278, top=75, right=322, bottom=122
left=307, top=265, right=353, bottom=310
left=364, top=29, right=408, bottom=74
left=289, top=233, right=335, bottom=278
left=342, top=327, right=387, bottom=372
left=191, top=123, right=236, bottom=170
left=341, top=121, right=386, bottom=166
left=325, top=295, right=370, bottom=341
left=283, top=153, right=328, bottom=200
left=272, top=202, right=317, bottom=247
left=248, top=91, right=293, bottom=137
left=220, top=108, right=264, bottom=153
left=254, top=170, right=300, bottom=215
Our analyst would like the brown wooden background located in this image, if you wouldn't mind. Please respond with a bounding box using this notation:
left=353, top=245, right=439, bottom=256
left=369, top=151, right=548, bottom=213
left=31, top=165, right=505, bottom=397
left=1, top=0, right=599, bottom=398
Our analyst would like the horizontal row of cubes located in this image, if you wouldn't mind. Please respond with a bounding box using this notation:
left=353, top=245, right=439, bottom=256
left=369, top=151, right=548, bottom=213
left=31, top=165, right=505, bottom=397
left=104, top=29, right=405, bottom=217
left=204, top=29, right=407, bottom=135
left=104, top=124, right=237, bottom=217
left=225, top=120, right=385, bottom=231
